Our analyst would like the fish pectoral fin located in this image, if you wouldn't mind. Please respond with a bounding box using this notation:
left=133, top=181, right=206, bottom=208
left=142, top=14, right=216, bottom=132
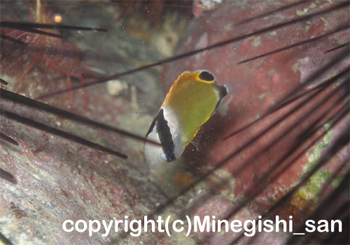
left=190, top=127, right=204, bottom=151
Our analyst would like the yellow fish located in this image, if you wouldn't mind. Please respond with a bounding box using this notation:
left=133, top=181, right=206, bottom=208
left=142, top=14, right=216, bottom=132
left=144, top=70, right=227, bottom=169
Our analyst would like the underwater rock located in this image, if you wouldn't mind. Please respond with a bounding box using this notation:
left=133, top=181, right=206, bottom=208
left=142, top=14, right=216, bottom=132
left=162, top=0, right=349, bottom=198
left=0, top=1, right=175, bottom=244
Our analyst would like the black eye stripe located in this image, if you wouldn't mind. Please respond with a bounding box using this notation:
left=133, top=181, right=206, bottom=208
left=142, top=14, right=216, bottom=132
left=199, top=71, right=214, bottom=81
left=156, top=109, right=176, bottom=162
left=146, top=115, right=157, bottom=137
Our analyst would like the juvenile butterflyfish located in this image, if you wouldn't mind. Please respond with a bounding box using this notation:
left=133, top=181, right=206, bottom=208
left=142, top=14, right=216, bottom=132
left=144, top=70, right=228, bottom=169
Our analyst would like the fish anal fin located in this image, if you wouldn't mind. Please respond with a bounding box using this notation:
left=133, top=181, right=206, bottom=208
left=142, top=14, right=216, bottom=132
left=190, top=127, right=204, bottom=151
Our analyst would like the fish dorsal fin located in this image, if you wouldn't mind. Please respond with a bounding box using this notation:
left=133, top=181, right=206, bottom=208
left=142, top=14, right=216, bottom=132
left=191, top=127, right=204, bottom=151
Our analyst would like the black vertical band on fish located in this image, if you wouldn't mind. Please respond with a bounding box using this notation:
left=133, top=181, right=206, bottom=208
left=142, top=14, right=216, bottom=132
left=156, top=109, right=175, bottom=162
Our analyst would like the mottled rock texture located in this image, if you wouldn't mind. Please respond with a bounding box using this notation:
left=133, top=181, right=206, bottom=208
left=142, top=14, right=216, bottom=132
left=0, top=0, right=348, bottom=244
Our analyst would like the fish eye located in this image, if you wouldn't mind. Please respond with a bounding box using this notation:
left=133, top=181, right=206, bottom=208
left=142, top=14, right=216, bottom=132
left=199, top=71, right=214, bottom=81
left=165, top=147, right=176, bottom=162
left=166, top=148, right=173, bottom=157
